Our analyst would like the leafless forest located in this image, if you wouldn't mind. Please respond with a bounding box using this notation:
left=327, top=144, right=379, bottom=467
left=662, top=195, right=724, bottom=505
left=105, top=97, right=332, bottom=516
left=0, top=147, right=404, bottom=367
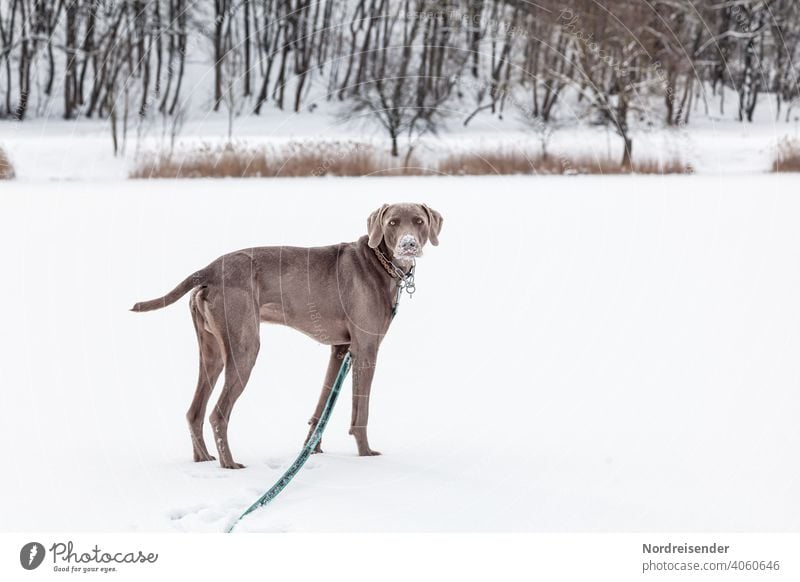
left=1, top=0, right=798, bottom=161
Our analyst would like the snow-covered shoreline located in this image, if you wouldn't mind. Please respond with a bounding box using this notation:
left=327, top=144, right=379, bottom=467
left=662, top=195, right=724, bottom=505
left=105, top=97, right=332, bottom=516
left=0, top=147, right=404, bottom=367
left=2, top=97, right=798, bottom=182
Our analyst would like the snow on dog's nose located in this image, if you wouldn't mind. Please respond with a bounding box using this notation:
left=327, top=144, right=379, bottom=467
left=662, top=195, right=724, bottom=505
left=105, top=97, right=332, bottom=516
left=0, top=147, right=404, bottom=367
left=396, top=234, right=419, bottom=257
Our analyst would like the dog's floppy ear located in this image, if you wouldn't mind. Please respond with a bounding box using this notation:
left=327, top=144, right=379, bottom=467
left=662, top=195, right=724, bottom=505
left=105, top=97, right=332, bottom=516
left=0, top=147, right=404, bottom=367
left=422, top=204, right=443, bottom=246
left=367, top=204, right=389, bottom=248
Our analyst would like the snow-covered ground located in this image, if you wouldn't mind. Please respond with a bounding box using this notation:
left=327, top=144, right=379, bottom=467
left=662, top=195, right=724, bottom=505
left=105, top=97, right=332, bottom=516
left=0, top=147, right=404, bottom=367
left=1, top=175, right=799, bottom=532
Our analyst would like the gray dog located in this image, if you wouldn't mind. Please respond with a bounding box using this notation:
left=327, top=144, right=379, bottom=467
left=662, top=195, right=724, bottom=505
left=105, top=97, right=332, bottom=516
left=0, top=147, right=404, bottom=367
left=131, top=203, right=443, bottom=469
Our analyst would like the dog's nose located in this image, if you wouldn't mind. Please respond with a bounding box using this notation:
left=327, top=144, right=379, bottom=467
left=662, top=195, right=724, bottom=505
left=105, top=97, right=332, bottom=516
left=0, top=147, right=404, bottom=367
left=399, top=234, right=418, bottom=250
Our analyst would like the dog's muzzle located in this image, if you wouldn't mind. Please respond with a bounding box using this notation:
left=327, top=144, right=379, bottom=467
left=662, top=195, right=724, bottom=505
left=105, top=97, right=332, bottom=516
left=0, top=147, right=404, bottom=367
left=395, top=234, right=421, bottom=258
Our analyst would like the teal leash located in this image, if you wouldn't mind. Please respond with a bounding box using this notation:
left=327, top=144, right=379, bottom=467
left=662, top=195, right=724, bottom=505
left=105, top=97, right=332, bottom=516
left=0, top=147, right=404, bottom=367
left=225, top=352, right=352, bottom=533
left=225, top=256, right=414, bottom=533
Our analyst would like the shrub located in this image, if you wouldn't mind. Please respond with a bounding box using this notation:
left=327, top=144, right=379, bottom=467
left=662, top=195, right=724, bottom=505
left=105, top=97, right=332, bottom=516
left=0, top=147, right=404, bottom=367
left=772, top=138, right=800, bottom=173
left=0, top=146, right=15, bottom=180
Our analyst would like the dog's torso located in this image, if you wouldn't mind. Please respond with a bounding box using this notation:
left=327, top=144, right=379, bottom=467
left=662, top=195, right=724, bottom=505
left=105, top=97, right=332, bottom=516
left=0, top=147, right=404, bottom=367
left=198, top=235, right=397, bottom=346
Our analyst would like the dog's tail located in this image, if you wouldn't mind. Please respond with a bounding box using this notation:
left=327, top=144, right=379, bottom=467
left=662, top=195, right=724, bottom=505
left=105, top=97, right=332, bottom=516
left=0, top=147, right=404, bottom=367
left=130, top=270, right=206, bottom=313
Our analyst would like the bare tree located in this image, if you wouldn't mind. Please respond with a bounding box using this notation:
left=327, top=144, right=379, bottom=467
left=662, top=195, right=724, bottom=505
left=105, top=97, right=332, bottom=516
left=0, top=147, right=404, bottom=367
left=341, top=1, right=464, bottom=158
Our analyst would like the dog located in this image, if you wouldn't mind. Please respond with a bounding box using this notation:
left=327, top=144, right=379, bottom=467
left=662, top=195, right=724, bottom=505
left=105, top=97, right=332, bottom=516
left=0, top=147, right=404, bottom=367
left=131, top=203, right=443, bottom=469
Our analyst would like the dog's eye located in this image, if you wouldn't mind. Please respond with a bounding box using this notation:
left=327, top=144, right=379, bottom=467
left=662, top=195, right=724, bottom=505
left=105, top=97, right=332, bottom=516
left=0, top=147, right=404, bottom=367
left=415, top=218, right=424, bottom=225
left=388, top=220, right=397, bottom=226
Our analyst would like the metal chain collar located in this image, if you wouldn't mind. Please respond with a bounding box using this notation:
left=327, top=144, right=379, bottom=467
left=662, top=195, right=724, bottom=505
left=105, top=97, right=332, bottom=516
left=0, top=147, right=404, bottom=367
left=373, top=247, right=416, bottom=300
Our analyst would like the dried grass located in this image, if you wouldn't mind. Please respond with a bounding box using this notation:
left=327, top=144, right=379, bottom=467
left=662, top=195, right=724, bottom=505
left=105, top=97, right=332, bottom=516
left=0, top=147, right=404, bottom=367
left=772, top=138, right=800, bottom=173
left=629, top=158, right=694, bottom=175
left=130, top=141, right=427, bottom=179
left=0, top=146, right=15, bottom=180
left=131, top=142, right=693, bottom=179
left=437, top=151, right=542, bottom=175
left=438, top=150, right=693, bottom=176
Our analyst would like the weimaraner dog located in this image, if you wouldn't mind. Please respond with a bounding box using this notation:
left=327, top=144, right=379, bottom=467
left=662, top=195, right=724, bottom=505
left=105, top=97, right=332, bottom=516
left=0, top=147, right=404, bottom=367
left=131, top=203, right=443, bottom=469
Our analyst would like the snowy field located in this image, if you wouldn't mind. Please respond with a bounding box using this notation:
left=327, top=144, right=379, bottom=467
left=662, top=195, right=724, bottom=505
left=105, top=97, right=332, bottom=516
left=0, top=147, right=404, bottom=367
left=1, top=175, right=799, bottom=532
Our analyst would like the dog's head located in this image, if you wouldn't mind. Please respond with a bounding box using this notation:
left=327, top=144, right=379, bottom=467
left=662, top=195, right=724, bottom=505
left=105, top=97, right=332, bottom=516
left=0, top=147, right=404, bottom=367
left=367, top=203, right=443, bottom=262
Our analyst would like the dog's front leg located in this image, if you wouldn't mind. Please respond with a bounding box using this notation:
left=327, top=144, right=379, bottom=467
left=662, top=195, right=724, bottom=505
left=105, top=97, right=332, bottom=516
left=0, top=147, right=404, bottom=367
left=305, top=344, right=351, bottom=453
left=349, top=344, right=381, bottom=456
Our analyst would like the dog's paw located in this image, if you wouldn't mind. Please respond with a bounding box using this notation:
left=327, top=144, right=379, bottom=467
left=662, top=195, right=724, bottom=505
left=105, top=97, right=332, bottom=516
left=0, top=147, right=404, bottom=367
left=359, top=449, right=382, bottom=456
left=220, top=461, right=246, bottom=470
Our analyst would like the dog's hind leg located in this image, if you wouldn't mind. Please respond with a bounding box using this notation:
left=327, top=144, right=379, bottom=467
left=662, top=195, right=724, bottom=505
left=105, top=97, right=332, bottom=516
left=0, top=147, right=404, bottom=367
left=187, top=290, right=224, bottom=462
left=304, top=344, right=350, bottom=453
left=208, top=289, right=260, bottom=469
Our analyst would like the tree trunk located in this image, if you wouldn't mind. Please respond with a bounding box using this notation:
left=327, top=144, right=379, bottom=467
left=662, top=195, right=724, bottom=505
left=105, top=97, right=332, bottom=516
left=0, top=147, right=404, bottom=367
left=621, top=136, right=633, bottom=170
left=213, top=0, right=227, bottom=112
left=243, top=0, right=251, bottom=96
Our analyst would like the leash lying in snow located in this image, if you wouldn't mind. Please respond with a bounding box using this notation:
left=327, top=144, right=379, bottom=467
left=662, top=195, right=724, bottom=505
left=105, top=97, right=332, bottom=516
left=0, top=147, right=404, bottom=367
left=225, top=352, right=352, bottom=533
left=225, top=257, right=415, bottom=533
